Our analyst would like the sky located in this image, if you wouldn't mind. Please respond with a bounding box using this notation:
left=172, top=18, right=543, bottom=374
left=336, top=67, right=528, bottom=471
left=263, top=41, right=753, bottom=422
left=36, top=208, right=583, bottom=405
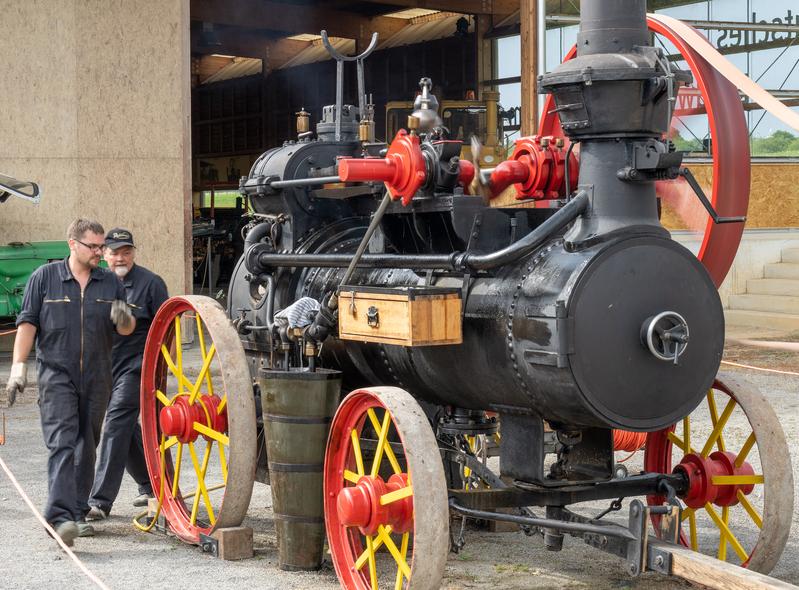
left=495, top=0, right=799, bottom=141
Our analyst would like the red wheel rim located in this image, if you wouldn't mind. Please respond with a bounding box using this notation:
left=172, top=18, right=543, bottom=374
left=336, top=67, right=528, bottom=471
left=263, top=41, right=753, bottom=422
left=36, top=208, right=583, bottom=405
left=538, top=17, right=749, bottom=288
left=140, top=295, right=256, bottom=544
left=324, top=387, right=448, bottom=590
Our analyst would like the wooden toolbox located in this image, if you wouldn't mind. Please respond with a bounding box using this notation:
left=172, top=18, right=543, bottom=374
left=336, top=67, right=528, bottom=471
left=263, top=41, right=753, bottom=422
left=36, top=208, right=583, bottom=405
left=338, top=286, right=462, bottom=346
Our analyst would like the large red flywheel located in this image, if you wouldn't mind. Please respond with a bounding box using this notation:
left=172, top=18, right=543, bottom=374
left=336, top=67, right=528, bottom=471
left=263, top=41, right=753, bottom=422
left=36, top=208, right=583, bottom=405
left=537, top=15, right=750, bottom=288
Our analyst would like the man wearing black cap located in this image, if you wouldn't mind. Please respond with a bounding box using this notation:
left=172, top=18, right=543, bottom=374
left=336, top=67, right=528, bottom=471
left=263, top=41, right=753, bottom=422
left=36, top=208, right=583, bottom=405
left=86, top=228, right=168, bottom=521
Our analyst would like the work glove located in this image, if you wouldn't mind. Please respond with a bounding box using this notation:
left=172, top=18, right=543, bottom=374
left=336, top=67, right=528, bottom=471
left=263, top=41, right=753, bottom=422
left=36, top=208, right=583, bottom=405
left=110, top=299, right=134, bottom=330
left=4, top=362, right=27, bottom=408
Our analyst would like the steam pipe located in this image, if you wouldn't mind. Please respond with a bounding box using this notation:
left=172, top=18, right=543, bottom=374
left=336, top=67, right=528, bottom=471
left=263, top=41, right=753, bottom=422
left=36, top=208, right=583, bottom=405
left=253, top=191, right=589, bottom=273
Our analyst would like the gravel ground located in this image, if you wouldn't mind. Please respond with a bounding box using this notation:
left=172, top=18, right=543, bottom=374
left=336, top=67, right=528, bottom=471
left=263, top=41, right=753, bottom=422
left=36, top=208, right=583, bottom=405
left=0, top=338, right=797, bottom=590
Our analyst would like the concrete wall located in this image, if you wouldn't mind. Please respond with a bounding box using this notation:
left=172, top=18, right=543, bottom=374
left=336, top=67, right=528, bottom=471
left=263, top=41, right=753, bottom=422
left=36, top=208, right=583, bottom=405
left=0, top=0, right=191, bottom=296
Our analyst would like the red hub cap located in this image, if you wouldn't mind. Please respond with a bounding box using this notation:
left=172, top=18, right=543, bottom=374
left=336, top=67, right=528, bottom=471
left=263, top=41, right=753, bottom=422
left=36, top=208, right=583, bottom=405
left=159, top=394, right=228, bottom=444
left=675, top=451, right=755, bottom=509
left=337, top=473, right=412, bottom=535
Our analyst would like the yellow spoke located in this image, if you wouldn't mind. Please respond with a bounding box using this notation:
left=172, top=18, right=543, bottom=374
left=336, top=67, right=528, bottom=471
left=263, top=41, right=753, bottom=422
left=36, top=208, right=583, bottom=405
left=683, top=415, right=691, bottom=455
left=218, top=442, right=228, bottom=484
left=688, top=510, right=698, bottom=551
left=680, top=506, right=695, bottom=522
left=188, top=441, right=216, bottom=526
left=711, top=475, right=764, bottom=486
left=217, top=395, right=227, bottom=414
left=355, top=525, right=392, bottom=569
left=365, top=535, right=379, bottom=590
left=367, top=408, right=402, bottom=475
left=700, top=399, right=736, bottom=458
left=737, top=490, right=763, bottom=529
left=735, top=433, right=756, bottom=468
left=380, top=485, right=413, bottom=506
left=351, top=429, right=366, bottom=476
left=195, top=314, right=214, bottom=396
left=369, top=409, right=391, bottom=478
left=161, top=436, right=179, bottom=452
left=171, top=443, right=184, bottom=496
left=156, top=389, right=172, bottom=407
left=707, top=390, right=726, bottom=452
left=344, top=469, right=361, bottom=484
left=188, top=343, right=216, bottom=405
left=160, top=345, right=194, bottom=391
left=718, top=506, right=729, bottom=561
left=667, top=431, right=691, bottom=454
left=377, top=525, right=412, bottom=580
left=193, top=421, right=230, bottom=446
left=704, top=503, right=748, bottom=562
left=395, top=532, right=410, bottom=590
left=175, top=317, right=183, bottom=394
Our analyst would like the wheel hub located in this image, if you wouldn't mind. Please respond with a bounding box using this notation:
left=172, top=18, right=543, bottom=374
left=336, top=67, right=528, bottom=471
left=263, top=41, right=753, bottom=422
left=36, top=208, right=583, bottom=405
left=336, top=473, right=412, bottom=535
left=159, top=395, right=227, bottom=443
left=675, top=451, right=755, bottom=509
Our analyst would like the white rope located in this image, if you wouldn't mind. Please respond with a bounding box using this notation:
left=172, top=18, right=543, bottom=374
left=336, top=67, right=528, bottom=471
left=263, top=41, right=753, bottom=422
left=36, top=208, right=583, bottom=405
left=721, top=360, right=799, bottom=377
left=0, top=453, right=112, bottom=590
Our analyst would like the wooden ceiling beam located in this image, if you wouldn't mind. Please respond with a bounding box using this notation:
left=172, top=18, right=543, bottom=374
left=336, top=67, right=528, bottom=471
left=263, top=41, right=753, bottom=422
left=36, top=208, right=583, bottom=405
left=191, top=0, right=410, bottom=41
left=192, top=29, right=312, bottom=68
left=357, top=0, right=519, bottom=15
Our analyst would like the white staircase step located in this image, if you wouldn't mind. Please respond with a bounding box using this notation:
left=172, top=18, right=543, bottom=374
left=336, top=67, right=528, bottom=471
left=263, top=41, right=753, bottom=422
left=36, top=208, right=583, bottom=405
left=781, top=248, right=799, bottom=263
left=746, top=278, right=799, bottom=296
left=764, top=263, right=799, bottom=280
left=725, top=309, right=799, bottom=332
left=729, top=293, right=799, bottom=315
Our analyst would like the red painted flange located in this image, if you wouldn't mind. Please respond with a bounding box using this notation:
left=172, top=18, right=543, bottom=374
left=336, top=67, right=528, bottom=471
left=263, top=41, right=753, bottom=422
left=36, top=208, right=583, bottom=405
left=488, top=135, right=577, bottom=200
left=538, top=17, right=749, bottom=287
left=338, top=130, right=426, bottom=205
left=675, top=451, right=755, bottom=509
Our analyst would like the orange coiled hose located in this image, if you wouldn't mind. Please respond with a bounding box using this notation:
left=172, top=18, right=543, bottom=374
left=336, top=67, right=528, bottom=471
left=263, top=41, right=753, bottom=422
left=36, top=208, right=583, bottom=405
left=613, top=430, right=647, bottom=453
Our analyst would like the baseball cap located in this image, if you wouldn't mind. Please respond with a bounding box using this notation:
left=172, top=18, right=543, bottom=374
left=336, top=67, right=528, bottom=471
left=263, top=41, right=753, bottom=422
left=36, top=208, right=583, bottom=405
left=105, top=228, right=135, bottom=249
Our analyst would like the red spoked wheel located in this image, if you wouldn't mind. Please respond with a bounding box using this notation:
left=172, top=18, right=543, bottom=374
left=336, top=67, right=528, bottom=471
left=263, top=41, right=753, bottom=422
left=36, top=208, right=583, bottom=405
left=538, top=16, right=750, bottom=288
left=324, top=386, right=449, bottom=590
left=644, top=373, right=793, bottom=573
left=140, top=295, right=257, bottom=543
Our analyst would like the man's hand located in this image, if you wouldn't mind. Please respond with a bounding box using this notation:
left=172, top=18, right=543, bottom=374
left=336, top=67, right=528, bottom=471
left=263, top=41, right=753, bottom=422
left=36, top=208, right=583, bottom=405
left=4, top=362, right=27, bottom=408
left=110, top=299, right=134, bottom=331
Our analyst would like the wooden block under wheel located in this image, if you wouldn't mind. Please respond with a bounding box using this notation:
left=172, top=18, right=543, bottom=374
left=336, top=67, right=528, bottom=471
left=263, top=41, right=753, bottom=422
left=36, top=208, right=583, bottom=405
left=212, top=526, right=254, bottom=561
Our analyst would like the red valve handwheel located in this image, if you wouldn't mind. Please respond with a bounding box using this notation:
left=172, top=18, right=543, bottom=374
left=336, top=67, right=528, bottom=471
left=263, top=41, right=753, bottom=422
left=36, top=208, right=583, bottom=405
left=339, top=130, right=426, bottom=205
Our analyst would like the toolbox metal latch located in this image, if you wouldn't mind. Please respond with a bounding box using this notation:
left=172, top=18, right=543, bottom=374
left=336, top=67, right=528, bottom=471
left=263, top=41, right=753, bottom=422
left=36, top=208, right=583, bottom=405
left=366, top=306, right=380, bottom=327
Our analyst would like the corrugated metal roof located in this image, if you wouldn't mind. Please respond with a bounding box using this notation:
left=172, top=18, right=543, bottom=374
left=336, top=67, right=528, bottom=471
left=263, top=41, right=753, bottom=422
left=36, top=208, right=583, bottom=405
left=280, top=36, right=356, bottom=68
left=383, top=8, right=440, bottom=19
left=203, top=57, right=263, bottom=83
left=276, top=13, right=471, bottom=68
left=379, top=13, right=471, bottom=49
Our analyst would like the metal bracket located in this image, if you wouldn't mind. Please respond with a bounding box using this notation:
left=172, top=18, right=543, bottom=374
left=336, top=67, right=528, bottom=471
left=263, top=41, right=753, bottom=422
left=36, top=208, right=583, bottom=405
left=199, top=533, right=219, bottom=557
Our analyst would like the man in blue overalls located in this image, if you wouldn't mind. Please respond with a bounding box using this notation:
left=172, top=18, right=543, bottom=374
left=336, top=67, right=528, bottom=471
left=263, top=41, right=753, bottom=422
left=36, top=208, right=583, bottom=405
left=4, top=218, right=135, bottom=547
left=86, top=228, right=168, bottom=521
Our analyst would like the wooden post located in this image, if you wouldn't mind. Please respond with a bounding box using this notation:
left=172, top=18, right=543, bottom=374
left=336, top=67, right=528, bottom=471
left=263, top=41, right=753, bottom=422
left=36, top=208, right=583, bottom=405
left=520, top=0, right=538, bottom=136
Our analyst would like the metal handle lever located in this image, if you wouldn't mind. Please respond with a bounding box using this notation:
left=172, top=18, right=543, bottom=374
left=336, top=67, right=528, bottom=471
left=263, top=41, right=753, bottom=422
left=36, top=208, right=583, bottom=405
left=679, top=167, right=746, bottom=225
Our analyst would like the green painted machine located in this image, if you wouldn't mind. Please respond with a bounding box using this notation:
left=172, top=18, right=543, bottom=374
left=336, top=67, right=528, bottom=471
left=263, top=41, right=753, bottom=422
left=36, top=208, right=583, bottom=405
left=0, top=241, right=68, bottom=319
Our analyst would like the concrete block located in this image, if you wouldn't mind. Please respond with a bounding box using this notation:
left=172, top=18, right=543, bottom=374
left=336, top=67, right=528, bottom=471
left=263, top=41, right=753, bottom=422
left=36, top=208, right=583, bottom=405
left=725, top=309, right=799, bottom=332
left=746, top=278, right=799, bottom=296
left=729, top=293, right=799, bottom=315
left=782, top=248, right=799, bottom=264
left=212, top=526, right=254, bottom=561
left=765, top=263, right=799, bottom=280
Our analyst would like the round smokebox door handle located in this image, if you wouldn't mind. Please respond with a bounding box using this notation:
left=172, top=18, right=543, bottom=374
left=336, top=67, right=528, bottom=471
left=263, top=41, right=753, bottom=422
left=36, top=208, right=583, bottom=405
left=642, top=311, right=689, bottom=365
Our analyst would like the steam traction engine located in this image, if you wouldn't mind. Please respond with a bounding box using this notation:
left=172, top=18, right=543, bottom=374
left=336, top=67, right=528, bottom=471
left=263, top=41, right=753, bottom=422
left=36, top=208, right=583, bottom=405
left=139, top=2, right=794, bottom=588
